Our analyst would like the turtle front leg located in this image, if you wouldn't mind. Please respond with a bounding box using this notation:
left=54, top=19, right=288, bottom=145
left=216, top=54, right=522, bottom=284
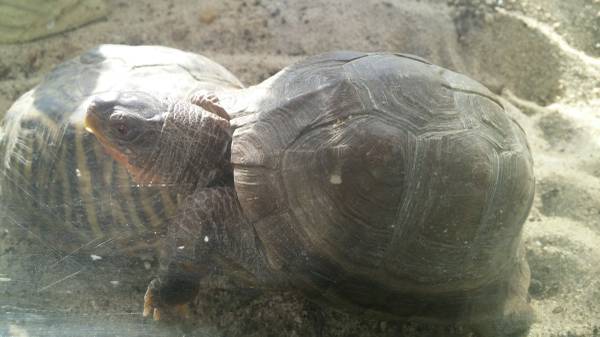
left=143, top=186, right=268, bottom=320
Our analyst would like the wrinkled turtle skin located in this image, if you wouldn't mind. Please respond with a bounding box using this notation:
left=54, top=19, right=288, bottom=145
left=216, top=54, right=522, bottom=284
left=0, top=44, right=243, bottom=252
left=85, top=51, right=535, bottom=335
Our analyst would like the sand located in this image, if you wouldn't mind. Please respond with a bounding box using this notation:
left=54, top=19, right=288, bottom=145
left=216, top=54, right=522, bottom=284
left=0, top=0, right=599, bottom=336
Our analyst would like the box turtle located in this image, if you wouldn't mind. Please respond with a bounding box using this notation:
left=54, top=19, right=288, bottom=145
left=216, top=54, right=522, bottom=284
left=84, top=51, right=535, bottom=335
left=0, top=44, right=243, bottom=252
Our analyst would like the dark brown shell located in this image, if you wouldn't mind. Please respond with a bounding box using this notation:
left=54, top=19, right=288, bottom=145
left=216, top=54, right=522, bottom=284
left=231, top=52, right=534, bottom=321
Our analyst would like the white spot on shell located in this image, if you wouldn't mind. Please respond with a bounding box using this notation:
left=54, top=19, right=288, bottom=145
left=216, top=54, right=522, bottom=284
left=144, top=262, right=151, bottom=270
left=178, top=245, right=185, bottom=250
left=329, top=174, right=342, bottom=184
left=75, top=168, right=81, bottom=177
left=90, top=254, right=102, bottom=261
left=204, top=236, right=210, bottom=242
left=110, top=280, right=120, bottom=286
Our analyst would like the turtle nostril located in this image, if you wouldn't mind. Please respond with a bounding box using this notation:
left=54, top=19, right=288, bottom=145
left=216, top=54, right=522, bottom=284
left=115, top=122, right=129, bottom=136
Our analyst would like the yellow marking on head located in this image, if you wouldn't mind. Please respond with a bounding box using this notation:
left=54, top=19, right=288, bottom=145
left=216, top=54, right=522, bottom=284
left=83, top=112, right=97, bottom=134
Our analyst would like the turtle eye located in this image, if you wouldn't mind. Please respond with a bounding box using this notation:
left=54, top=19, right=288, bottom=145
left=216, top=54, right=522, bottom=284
left=114, top=122, right=129, bottom=137
left=109, top=114, right=143, bottom=141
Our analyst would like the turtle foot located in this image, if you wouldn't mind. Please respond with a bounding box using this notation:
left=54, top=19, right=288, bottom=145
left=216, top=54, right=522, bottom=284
left=143, top=278, right=196, bottom=321
left=190, top=91, right=230, bottom=120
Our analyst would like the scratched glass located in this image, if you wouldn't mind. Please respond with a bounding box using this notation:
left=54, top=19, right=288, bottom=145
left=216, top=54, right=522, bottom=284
left=0, top=1, right=599, bottom=337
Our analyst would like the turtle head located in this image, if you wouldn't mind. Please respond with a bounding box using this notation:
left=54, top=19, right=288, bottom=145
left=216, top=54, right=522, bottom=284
left=85, top=91, right=232, bottom=189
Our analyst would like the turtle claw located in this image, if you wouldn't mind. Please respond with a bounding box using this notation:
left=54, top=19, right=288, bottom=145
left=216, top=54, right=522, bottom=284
left=190, top=91, right=230, bottom=120
left=143, top=278, right=161, bottom=320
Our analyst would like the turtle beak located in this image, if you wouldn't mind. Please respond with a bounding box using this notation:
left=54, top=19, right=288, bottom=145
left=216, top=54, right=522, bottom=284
left=84, top=99, right=119, bottom=157
left=85, top=93, right=119, bottom=134
left=84, top=105, right=99, bottom=134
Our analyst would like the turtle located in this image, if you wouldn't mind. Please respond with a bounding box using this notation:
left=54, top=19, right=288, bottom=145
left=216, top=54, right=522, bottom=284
left=0, top=44, right=243, bottom=254
left=83, top=51, right=535, bottom=335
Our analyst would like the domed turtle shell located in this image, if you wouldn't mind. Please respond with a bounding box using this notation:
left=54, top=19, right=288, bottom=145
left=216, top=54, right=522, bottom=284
left=0, top=44, right=243, bottom=250
left=231, top=51, right=534, bottom=320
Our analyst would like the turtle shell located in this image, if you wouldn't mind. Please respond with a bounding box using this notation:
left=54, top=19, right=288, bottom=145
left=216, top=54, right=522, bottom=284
left=0, top=44, right=242, bottom=251
left=232, top=52, right=534, bottom=320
